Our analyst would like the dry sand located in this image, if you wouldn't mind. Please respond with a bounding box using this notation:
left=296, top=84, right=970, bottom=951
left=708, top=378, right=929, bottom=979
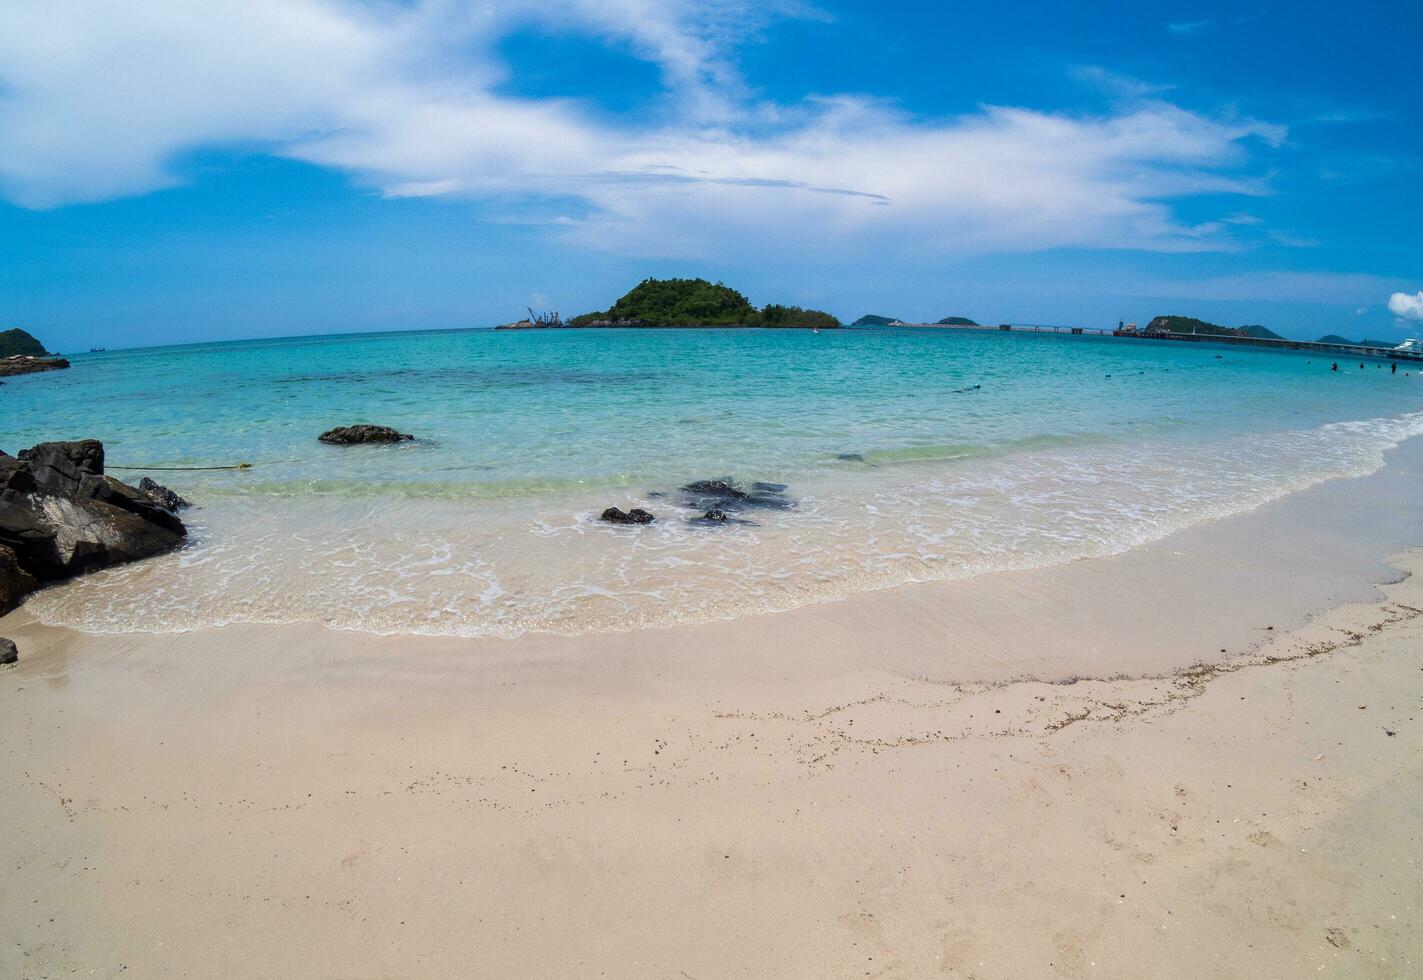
left=3, top=447, right=1423, bottom=978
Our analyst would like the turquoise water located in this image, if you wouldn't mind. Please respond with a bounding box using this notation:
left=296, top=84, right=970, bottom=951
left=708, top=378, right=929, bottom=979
left=4, top=327, right=1422, bottom=635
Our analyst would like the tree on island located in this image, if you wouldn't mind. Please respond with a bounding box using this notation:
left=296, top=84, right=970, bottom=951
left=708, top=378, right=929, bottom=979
left=568, top=278, right=840, bottom=328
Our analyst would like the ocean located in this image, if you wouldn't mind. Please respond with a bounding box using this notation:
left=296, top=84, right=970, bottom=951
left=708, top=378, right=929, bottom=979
left=4, top=326, right=1421, bottom=636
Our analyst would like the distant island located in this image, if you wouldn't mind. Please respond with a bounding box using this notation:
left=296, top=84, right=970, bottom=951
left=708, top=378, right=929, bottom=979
left=1, top=327, right=50, bottom=358
left=1145, top=315, right=1283, bottom=340
left=850, top=314, right=980, bottom=327
left=498, top=278, right=840, bottom=330
left=1316, top=335, right=1396, bottom=349
left=0, top=328, right=69, bottom=377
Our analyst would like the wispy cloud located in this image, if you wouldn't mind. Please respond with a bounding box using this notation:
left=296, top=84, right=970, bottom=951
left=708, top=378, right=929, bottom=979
left=1069, top=65, right=1174, bottom=99
left=1269, top=231, right=1321, bottom=248
left=1167, top=19, right=1211, bottom=37
left=0, top=0, right=1288, bottom=260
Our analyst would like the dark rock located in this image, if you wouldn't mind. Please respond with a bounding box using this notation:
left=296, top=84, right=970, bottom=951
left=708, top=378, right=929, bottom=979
left=0, top=440, right=186, bottom=601
left=0, top=356, right=70, bottom=378
left=83, top=474, right=187, bottom=535
left=139, top=477, right=190, bottom=511
left=318, top=425, right=414, bottom=445
left=0, top=637, right=16, bottom=665
left=0, top=451, right=35, bottom=492
left=745, top=482, right=794, bottom=510
left=681, top=479, right=748, bottom=500
left=680, top=477, right=794, bottom=512
left=25, top=440, right=104, bottom=495
left=836, top=453, right=865, bottom=462
left=0, top=544, right=37, bottom=615
left=2, top=488, right=184, bottom=580
left=600, top=507, right=655, bottom=525
left=702, top=510, right=728, bottom=522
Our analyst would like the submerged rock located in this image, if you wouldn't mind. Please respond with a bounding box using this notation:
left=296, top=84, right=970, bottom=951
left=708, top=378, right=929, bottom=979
left=0, top=440, right=186, bottom=614
left=836, top=453, right=865, bottom=462
left=600, top=507, right=655, bottom=525
left=318, top=424, right=415, bottom=445
left=681, top=479, right=747, bottom=500
left=702, top=510, right=729, bottom=522
left=139, top=477, right=190, bottom=511
left=0, top=637, right=15, bottom=665
left=680, top=477, right=794, bottom=512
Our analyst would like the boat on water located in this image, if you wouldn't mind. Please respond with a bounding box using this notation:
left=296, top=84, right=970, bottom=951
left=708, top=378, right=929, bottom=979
left=1393, top=339, right=1421, bottom=353
left=89, top=346, right=106, bottom=352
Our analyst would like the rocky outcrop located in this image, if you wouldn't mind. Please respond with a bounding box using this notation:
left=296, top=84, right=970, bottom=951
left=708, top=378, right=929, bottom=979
left=0, top=637, right=16, bottom=665
left=600, top=507, right=655, bottom=525
left=0, top=441, right=186, bottom=615
left=318, top=424, right=415, bottom=445
left=0, top=355, right=71, bottom=378
left=0, top=545, right=37, bottom=615
left=139, top=477, right=190, bottom=511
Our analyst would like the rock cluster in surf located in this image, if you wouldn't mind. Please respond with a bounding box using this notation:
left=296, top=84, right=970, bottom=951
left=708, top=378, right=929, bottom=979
left=318, top=424, right=415, bottom=445
left=599, top=479, right=795, bottom=530
left=0, top=440, right=188, bottom=615
left=601, top=507, right=655, bottom=525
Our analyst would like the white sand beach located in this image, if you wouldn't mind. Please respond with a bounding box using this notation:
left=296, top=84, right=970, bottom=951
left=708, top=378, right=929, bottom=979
left=4, top=442, right=1422, bottom=978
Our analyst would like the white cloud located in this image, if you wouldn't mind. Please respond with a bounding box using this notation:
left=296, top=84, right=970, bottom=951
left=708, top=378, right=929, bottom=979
left=1389, top=292, right=1423, bottom=321
left=0, top=0, right=1288, bottom=259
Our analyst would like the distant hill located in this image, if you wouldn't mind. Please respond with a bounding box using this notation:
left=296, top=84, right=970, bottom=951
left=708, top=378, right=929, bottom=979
left=851, top=314, right=899, bottom=326
left=1317, top=335, right=1396, bottom=349
left=1147, top=316, right=1282, bottom=340
left=0, top=328, right=49, bottom=357
left=936, top=316, right=979, bottom=326
left=1239, top=324, right=1283, bottom=340
left=565, top=278, right=839, bottom=329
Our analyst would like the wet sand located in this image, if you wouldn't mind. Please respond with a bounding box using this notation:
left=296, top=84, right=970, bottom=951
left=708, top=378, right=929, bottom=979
left=3, top=443, right=1423, bottom=978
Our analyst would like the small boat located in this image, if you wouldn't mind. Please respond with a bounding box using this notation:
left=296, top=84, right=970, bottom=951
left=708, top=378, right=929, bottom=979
left=89, top=346, right=106, bottom=352
left=1394, top=339, right=1421, bottom=352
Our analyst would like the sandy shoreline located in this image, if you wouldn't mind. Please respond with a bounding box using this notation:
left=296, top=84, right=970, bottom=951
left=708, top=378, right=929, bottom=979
left=4, top=445, right=1423, bottom=977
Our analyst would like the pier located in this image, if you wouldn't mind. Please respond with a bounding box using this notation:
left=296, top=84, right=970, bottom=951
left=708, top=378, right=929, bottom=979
left=1113, top=330, right=1423, bottom=362
left=869, top=320, right=1423, bottom=362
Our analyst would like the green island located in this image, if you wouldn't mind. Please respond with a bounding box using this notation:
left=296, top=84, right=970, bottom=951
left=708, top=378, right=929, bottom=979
left=0, top=327, right=69, bottom=377
left=500, top=278, right=840, bottom=329
left=0, top=327, right=50, bottom=358
left=1317, top=334, right=1395, bottom=349
left=851, top=314, right=899, bottom=326
left=1147, top=315, right=1282, bottom=340
left=936, top=316, right=979, bottom=326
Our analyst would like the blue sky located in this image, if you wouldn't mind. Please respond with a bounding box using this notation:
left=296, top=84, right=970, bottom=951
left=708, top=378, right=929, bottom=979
left=1, top=0, right=1420, bottom=349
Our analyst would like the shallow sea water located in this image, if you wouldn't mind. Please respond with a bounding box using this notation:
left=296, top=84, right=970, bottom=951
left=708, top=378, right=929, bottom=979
left=4, top=327, right=1421, bottom=636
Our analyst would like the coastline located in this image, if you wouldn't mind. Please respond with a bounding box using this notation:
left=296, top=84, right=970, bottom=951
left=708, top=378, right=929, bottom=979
left=493, top=321, right=840, bottom=329
left=4, top=438, right=1423, bottom=977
